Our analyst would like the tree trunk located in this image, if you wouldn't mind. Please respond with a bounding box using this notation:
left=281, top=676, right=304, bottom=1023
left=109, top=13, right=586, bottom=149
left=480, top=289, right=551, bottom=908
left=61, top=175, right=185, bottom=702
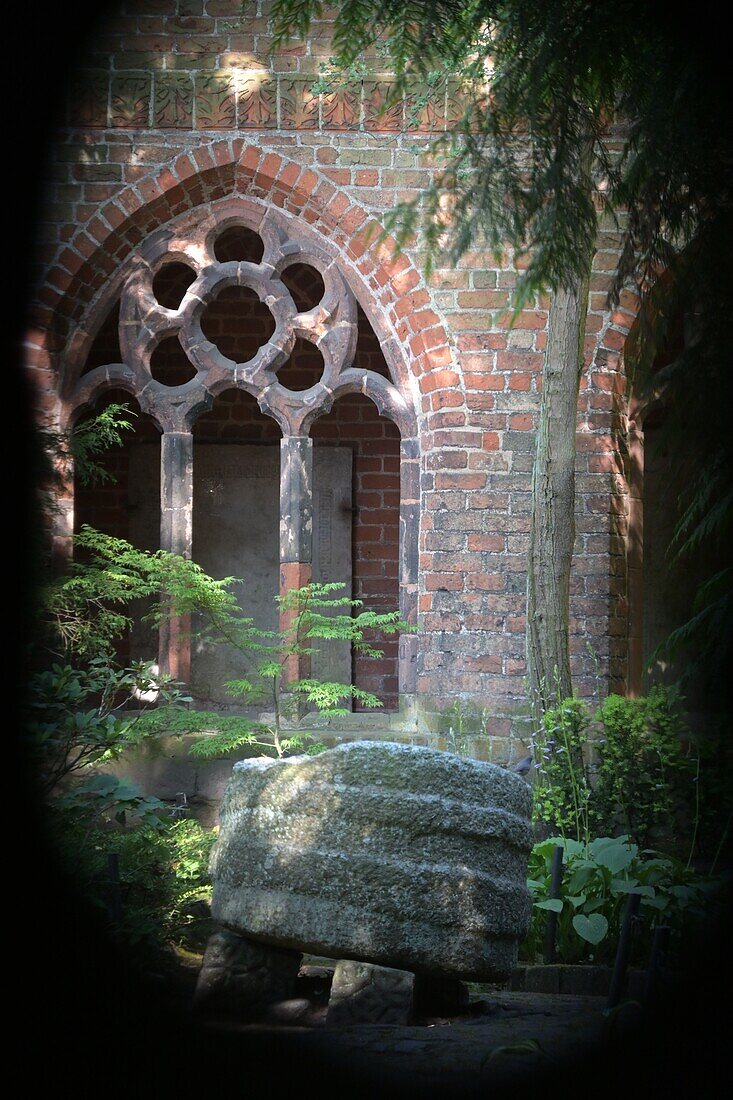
left=526, top=259, right=593, bottom=714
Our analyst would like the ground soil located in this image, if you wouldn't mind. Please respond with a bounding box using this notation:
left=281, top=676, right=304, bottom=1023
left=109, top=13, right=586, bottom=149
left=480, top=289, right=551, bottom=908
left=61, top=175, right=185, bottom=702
left=132, top=947, right=730, bottom=1099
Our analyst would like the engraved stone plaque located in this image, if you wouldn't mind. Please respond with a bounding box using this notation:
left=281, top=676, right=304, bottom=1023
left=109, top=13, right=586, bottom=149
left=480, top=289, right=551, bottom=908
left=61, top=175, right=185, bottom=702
left=128, top=443, right=352, bottom=706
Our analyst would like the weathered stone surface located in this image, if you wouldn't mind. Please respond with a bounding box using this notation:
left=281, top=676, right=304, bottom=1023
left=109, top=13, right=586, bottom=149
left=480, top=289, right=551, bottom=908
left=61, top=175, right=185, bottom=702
left=210, top=741, right=533, bottom=981
left=326, top=960, right=415, bottom=1026
left=193, top=927, right=300, bottom=1019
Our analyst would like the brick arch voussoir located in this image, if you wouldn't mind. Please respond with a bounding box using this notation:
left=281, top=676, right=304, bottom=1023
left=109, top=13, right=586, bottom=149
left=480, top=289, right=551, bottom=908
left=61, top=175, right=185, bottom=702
left=231, top=145, right=453, bottom=400
left=584, top=283, right=645, bottom=429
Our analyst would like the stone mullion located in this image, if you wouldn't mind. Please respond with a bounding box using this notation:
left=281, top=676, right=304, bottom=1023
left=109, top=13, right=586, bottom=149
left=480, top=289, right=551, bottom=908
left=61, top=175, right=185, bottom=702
left=279, top=435, right=313, bottom=690
left=399, top=437, right=420, bottom=699
left=158, top=430, right=193, bottom=684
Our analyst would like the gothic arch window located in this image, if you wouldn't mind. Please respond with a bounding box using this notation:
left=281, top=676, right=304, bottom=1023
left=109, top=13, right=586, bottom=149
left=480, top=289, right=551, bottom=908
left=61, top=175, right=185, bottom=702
left=69, top=200, right=418, bottom=711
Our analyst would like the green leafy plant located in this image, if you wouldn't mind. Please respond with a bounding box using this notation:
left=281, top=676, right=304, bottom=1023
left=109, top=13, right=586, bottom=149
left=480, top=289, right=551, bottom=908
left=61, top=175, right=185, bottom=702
left=188, top=581, right=414, bottom=760
left=591, top=687, right=695, bottom=850
left=522, top=834, right=725, bottom=966
left=530, top=697, right=593, bottom=844
left=28, top=658, right=189, bottom=798
left=50, top=806, right=216, bottom=955
left=441, top=699, right=491, bottom=757
left=39, top=525, right=238, bottom=662
left=68, top=402, right=137, bottom=488
left=525, top=688, right=720, bottom=861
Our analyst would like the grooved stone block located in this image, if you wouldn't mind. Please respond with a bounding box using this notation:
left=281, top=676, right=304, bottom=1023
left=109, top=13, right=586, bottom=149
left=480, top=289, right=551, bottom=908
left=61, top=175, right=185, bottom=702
left=326, top=960, right=414, bottom=1026
left=210, top=740, right=534, bottom=981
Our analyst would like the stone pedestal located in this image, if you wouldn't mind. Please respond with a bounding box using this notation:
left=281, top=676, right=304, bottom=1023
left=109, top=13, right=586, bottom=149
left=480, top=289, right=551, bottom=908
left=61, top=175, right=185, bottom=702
left=326, top=960, right=415, bottom=1026
left=193, top=928, right=301, bottom=1020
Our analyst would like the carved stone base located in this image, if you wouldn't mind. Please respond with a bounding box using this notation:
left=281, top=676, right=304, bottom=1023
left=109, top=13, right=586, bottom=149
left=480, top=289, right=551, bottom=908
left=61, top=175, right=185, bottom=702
left=326, top=960, right=415, bottom=1026
left=193, top=928, right=301, bottom=1020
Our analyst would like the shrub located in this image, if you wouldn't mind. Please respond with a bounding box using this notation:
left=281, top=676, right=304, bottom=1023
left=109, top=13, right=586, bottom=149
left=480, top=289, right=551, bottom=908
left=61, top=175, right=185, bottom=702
left=49, top=806, right=216, bottom=957
left=530, top=697, right=593, bottom=843
left=591, top=687, right=695, bottom=850
left=521, top=834, right=727, bottom=967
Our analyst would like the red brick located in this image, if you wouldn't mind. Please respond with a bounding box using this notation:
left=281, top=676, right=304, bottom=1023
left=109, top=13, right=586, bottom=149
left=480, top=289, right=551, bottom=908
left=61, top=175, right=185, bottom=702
left=420, top=369, right=460, bottom=393
left=468, top=535, right=505, bottom=552
left=239, top=146, right=261, bottom=174
left=425, top=573, right=464, bottom=592
left=497, top=351, right=544, bottom=372
left=464, top=373, right=505, bottom=392
left=435, top=472, right=486, bottom=490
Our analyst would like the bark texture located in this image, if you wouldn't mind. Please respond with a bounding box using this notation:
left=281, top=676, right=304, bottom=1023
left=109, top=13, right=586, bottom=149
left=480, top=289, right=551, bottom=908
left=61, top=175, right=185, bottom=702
left=527, top=261, right=593, bottom=713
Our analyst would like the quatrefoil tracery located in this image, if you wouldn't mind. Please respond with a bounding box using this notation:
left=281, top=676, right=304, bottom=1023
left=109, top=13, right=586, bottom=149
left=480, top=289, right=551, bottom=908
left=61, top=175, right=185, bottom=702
left=70, top=203, right=411, bottom=439
left=110, top=207, right=363, bottom=431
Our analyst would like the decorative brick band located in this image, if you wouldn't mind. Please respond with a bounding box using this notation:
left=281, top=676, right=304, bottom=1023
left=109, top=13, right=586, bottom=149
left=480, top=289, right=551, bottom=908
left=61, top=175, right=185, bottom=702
left=67, top=68, right=474, bottom=134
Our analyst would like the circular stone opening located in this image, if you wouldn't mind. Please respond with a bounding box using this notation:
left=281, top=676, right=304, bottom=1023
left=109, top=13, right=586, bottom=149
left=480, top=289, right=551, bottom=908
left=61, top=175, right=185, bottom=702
left=152, top=262, right=197, bottom=310
left=277, top=336, right=324, bottom=392
left=201, top=285, right=276, bottom=364
left=214, top=226, right=265, bottom=264
left=150, top=336, right=197, bottom=385
left=280, top=263, right=325, bottom=312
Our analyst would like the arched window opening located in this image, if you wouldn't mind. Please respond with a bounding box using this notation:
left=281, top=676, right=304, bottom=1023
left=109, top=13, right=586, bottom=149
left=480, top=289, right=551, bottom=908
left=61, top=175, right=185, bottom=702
left=277, top=336, right=324, bottom=392
left=73, top=391, right=160, bottom=669
left=191, top=390, right=282, bottom=706
left=213, top=225, right=264, bottom=264
left=354, top=303, right=391, bottom=379
left=152, top=262, right=196, bottom=310
left=280, top=262, right=325, bottom=312
left=150, top=335, right=197, bottom=386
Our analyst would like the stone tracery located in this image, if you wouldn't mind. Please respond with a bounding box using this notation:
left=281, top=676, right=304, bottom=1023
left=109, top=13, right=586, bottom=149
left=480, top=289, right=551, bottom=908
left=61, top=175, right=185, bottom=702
left=65, top=197, right=419, bottom=700
left=69, top=200, right=410, bottom=439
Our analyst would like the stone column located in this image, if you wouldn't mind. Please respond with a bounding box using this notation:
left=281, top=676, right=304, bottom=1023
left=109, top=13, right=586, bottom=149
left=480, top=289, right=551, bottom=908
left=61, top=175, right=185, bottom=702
left=52, top=446, right=75, bottom=575
left=399, top=437, right=420, bottom=697
left=279, top=436, right=313, bottom=688
left=159, top=430, right=193, bottom=682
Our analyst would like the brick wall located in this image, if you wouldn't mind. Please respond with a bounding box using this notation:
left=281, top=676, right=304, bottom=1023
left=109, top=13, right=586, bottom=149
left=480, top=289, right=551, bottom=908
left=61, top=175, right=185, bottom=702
left=31, top=0, right=642, bottom=749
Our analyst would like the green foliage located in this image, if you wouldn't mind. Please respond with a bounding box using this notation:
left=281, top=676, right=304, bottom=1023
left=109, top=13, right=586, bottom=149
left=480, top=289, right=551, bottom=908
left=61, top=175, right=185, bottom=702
left=28, top=657, right=190, bottom=800
left=40, top=525, right=237, bottom=661
left=51, top=806, right=216, bottom=954
left=522, top=834, right=727, bottom=966
left=35, top=403, right=136, bottom=516
left=272, top=1, right=730, bottom=311
left=69, top=403, right=137, bottom=488
left=187, top=580, right=413, bottom=759
left=440, top=699, right=491, bottom=757
left=591, top=688, right=694, bottom=849
left=530, top=698, right=593, bottom=844
left=527, top=688, right=730, bottom=865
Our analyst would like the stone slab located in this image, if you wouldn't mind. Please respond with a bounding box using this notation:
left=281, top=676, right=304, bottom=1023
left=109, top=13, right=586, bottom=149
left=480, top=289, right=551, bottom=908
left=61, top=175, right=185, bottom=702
left=210, top=740, right=534, bottom=981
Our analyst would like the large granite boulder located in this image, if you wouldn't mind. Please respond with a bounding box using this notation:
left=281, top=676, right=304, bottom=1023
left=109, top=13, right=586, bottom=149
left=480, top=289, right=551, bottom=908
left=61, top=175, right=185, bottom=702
left=209, top=741, right=533, bottom=981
